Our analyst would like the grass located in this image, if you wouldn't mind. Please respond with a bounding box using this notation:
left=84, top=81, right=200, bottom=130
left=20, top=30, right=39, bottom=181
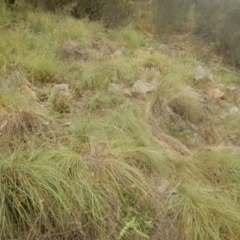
left=0, top=2, right=240, bottom=239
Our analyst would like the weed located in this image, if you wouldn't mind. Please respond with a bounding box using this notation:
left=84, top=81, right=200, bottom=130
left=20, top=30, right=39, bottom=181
left=117, top=217, right=149, bottom=240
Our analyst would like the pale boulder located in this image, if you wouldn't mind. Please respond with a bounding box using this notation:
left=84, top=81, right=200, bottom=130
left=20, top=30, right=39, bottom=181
left=194, top=66, right=213, bottom=82
left=207, top=88, right=224, bottom=99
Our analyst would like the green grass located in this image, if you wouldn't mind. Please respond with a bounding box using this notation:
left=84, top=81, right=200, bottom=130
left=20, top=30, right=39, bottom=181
left=1, top=2, right=240, bottom=239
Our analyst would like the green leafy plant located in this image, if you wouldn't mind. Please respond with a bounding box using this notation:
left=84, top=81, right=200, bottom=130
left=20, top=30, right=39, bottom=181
left=117, top=217, right=150, bottom=240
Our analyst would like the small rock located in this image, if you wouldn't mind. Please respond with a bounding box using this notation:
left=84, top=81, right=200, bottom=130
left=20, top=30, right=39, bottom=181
left=50, top=84, right=69, bottom=98
left=22, top=85, right=38, bottom=100
left=31, top=86, right=48, bottom=101
left=111, top=50, right=123, bottom=58
left=230, top=106, right=240, bottom=115
left=49, top=84, right=74, bottom=112
left=226, top=86, right=238, bottom=92
left=151, top=78, right=161, bottom=87
left=42, top=121, right=49, bottom=126
left=63, top=121, right=71, bottom=127
left=151, top=176, right=170, bottom=194
left=132, top=79, right=159, bottom=96
left=183, top=85, right=205, bottom=104
left=207, top=88, right=224, bottom=99
left=194, top=66, right=213, bottom=82
left=108, top=83, right=132, bottom=97
left=123, top=88, right=132, bottom=97
left=108, top=83, right=124, bottom=95
left=57, top=41, right=84, bottom=60
left=0, top=120, right=8, bottom=131
left=155, top=179, right=170, bottom=194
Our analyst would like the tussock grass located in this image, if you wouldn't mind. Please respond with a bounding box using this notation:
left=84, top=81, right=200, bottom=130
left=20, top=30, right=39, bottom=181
left=195, top=148, right=240, bottom=187
left=0, top=6, right=107, bottom=86
left=0, top=110, right=57, bottom=154
left=209, top=113, right=240, bottom=145
left=113, top=27, right=147, bottom=50
left=73, top=57, right=139, bottom=90
left=0, top=67, right=29, bottom=88
left=72, top=102, right=172, bottom=175
left=132, top=49, right=173, bottom=73
left=169, top=183, right=240, bottom=240
left=83, top=91, right=125, bottom=111
left=0, top=144, right=156, bottom=239
left=0, top=90, right=33, bottom=111
left=20, top=56, right=67, bottom=83
left=148, top=75, right=205, bottom=148
left=106, top=57, right=139, bottom=85
left=0, top=147, right=80, bottom=239
left=160, top=147, right=240, bottom=240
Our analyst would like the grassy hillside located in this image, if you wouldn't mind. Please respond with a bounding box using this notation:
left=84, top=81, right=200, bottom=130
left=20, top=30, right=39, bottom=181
left=1, top=2, right=240, bottom=240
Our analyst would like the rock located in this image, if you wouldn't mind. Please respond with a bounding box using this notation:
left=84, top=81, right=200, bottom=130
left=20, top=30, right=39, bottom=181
left=108, top=83, right=124, bottom=95
left=22, top=85, right=38, bottom=100
left=194, top=66, right=213, bottom=82
left=49, top=84, right=74, bottom=112
left=226, top=86, right=238, bottom=92
left=63, top=121, right=71, bottom=127
left=31, top=86, right=48, bottom=101
left=151, top=78, right=161, bottom=88
left=57, top=41, right=81, bottom=60
left=0, top=120, right=8, bottom=132
left=111, top=50, right=123, bottom=59
left=50, top=84, right=69, bottom=97
left=58, top=41, right=100, bottom=61
left=155, top=179, right=170, bottom=194
left=42, top=121, right=49, bottom=126
left=183, top=85, right=205, bottom=103
left=207, top=88, right=224, bottom=99
left=108, top=83, right=132, bottom=97
left=151, top=176, right=170, bottom=194
left=132, top=79, right=159, bottom=96
left=122, top=88, right=132, bottom=97
left=229, top=106, right=240, bottom=115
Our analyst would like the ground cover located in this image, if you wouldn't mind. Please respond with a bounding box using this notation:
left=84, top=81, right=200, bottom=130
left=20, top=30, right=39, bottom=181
left=1, top=2, right=240, bottom=239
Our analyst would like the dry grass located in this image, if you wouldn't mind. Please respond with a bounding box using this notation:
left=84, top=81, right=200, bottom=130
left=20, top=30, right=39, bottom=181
left=0, top=110, right=57, bottom=152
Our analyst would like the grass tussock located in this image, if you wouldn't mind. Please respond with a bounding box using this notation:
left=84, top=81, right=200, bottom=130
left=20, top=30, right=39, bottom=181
left=170, top=183, right=240, bottom=240
left=0, top=110, right=56, bottom=152
left=0, top=145, right=156, bottom=239
left=1, top=3, right=240, bottom=240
